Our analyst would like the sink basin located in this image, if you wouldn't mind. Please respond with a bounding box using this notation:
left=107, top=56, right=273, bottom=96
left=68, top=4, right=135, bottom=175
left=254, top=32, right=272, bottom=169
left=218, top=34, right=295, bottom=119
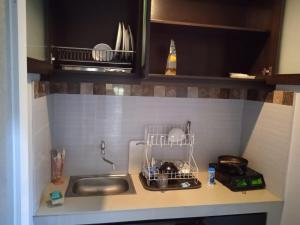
left=65, top=174, right=135, bottom=197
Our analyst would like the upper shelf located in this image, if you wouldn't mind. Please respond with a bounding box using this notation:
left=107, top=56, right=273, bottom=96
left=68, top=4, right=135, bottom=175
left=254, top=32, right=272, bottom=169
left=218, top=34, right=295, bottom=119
left=150, top=19, right=270, bottom=33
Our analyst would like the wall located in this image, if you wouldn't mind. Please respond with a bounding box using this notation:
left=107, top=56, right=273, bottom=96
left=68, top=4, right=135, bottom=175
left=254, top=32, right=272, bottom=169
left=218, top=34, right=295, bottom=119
left=280, top=93, right=300, bottom=225
left=279, top=0, right=300, bottom=74
left=277, top=0, right=300, bottom=221
left=51, top=95, right=244, bottom=175
left=30, top=89, right=53, bottom=214
left=0, top=0, right=14, bottom=224
left=26, top=0, right=47, bottom=60
left=277, top=0, right=300, bottom=220
left=31, top=81, right=295, bottom=221
left=34, top=81, right=294, bottom=183
left=241, top=101, right=294, bottom=197
left=277, top=0, right=300, bottom=223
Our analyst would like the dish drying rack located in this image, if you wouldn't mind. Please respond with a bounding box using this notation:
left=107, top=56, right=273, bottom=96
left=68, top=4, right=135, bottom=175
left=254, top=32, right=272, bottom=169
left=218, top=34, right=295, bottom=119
left=142, top=124, right=199, bottom=186
left=51, top=46, right=135, bottom=73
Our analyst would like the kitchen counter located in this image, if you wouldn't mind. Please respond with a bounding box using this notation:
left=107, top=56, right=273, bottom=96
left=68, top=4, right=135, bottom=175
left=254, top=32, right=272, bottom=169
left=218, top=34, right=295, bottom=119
left=34, top=173, right=283, bottom=225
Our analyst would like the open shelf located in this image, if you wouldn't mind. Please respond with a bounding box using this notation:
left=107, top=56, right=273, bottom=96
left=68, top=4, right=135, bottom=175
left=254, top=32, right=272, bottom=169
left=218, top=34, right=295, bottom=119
left=48, top=0, right=143, bottom=75
left=151, top=19, right=269, bottom=33
left=149, top=23, right=269, bottom=77
left=148, top=0, right=283, bottom=81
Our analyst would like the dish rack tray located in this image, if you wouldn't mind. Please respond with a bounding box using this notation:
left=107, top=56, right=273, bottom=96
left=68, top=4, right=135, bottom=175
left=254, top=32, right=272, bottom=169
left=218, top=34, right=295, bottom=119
left=142, top=123, right=199, bottom=186
left=51, top=46, right=135, bottom=68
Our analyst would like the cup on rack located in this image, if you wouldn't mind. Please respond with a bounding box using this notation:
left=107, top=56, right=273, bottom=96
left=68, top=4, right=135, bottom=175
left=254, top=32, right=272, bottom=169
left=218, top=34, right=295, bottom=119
left=157, top=173, right=168, bottom=189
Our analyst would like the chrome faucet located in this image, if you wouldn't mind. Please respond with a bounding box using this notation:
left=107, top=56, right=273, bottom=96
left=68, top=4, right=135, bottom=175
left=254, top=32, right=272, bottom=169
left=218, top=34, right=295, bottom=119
left=100, top=140, right=115, bottom=170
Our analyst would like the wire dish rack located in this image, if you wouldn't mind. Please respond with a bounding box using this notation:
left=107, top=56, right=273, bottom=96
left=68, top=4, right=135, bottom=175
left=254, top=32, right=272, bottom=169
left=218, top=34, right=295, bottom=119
left=145, top=125, right=195, bottom=147
left=51, top=46, right=135, bottom=73
left=141, top=124, right=199, bottom=187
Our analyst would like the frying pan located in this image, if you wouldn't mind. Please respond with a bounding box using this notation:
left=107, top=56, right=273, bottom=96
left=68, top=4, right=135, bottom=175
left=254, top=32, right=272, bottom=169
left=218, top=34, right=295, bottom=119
left=218, top=155, right=248, bottom=175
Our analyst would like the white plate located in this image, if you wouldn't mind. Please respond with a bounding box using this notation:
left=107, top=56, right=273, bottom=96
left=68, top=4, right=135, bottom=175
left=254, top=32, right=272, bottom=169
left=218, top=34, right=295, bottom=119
left=125, top=29, right=131, bottom=59
left=115, top=22, right=122, bottom=51
left=128, top=25, right=134, bottom=51
left=229, top=73, right=256, bottom=79
left=92, top=43, right=113, bottom=62
left=122, top=23, right=129, bottom=58
left=168, top=128, right=186, bottom=143
left=122, top=23, right=126, bottom=52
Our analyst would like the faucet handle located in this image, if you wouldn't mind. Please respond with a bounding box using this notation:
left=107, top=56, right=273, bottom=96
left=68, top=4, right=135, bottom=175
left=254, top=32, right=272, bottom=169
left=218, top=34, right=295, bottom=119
left=100, top=140, right=105, bottom=155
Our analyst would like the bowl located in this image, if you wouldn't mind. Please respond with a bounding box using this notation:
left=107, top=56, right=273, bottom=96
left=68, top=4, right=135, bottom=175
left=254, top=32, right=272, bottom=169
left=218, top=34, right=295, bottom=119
left=159, top=162, right=179, bottom=174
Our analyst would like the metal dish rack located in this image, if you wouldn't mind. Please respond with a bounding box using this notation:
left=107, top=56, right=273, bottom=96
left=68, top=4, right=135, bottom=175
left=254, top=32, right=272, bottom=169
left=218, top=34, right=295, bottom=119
left=142, top=124, right=199, bottom=186
left=51, top=46, right=135, bottom=73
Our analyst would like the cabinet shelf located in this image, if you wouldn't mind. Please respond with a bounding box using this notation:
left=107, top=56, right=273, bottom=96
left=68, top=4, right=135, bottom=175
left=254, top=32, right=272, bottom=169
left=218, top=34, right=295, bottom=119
left=151, top=19, right=270, bottom=33
left=266, top=75, right=300, bottom=85
left=27, top=57, right=53, bottom=75
left=144, top=74, right=268, bottom=87
left=50, top=69, right=140, bottom=84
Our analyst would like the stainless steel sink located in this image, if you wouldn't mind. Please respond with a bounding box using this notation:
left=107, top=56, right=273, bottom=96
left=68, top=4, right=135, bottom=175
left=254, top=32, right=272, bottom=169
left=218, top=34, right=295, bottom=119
left=65, top=174, right=136, bottom=197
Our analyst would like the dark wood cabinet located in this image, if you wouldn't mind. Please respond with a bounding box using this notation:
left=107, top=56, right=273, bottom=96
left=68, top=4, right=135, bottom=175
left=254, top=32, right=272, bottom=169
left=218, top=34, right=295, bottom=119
left=49, top=0, right=144, bottom=76
left=146, top=0, right=285, bottom=80
left=27, top=0, right=286, bottom=86
left=89, top=213, right=266, bottom=225
left=27, top=0, right=145, bottom=79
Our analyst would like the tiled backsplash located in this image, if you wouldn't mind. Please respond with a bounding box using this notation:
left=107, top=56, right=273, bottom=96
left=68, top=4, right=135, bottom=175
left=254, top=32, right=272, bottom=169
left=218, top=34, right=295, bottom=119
left=51, top=95, right=244, bottom=175
left=34, top=81, right=294, bottom=106
left=31, top=81, right=295, bottom=200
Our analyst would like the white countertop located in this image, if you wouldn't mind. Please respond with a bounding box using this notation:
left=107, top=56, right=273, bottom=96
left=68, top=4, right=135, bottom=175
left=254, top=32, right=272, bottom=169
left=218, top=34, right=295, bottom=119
left=34, top=173, right=283, bottom=225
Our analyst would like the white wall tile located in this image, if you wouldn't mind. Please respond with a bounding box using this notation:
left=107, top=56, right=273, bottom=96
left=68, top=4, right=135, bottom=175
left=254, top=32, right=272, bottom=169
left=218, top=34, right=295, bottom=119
left=52, top=95, right=244, bottom=175
left=33, top=93, right=295, bottom=201
left=241, top=101, right=294, bottom=197
left=31, top=92, right=296, bottom=215
left=32, top=95, right=53, bottom=213
left=281, top=93, right=300, bottom=225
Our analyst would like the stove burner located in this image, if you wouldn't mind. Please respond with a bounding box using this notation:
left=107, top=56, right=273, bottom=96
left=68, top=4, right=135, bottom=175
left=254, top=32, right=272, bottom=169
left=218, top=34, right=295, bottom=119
left=210, top=163, right=266, bottom=192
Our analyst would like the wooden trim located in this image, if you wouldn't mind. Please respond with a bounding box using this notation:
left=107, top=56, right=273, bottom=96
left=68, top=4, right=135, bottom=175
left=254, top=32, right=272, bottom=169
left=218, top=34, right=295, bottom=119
left=268, top=0, right=287, bottom=74
left=151, top=19, right=269, bottom=33
left=27, top=57, right=53, bottom=74
left=50, top=70, right=141, bottom=84
left=49, top=70, right=273, bottom=88
left=266, top=74, right=300, bottom=85
left=143, top=0, right=151, bottom=77
left=143, top=74, right=270, bottom=88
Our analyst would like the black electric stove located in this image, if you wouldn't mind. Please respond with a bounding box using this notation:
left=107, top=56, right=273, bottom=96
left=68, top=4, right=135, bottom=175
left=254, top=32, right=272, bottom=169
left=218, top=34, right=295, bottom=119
left=210, top=164, right=266, bottom=192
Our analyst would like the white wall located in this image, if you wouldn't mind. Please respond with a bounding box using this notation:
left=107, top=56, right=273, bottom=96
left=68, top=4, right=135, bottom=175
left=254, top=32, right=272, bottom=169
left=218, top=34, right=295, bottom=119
left=279, top=0, right=300, bottom=74
left=0, top=0, right=14, bottom=224
left=277, top=1, right=300, bottom=222
left=26, top=0, right=46, bottom=60
left=277, top=0, right=300, bottom=221
left=51, top=95, right=244, bottom=175
left=30, top=92, right=53, bottom=214
left=281, top=93, right=300, bottom=225
left=241, top=101, right=294, bottom=197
